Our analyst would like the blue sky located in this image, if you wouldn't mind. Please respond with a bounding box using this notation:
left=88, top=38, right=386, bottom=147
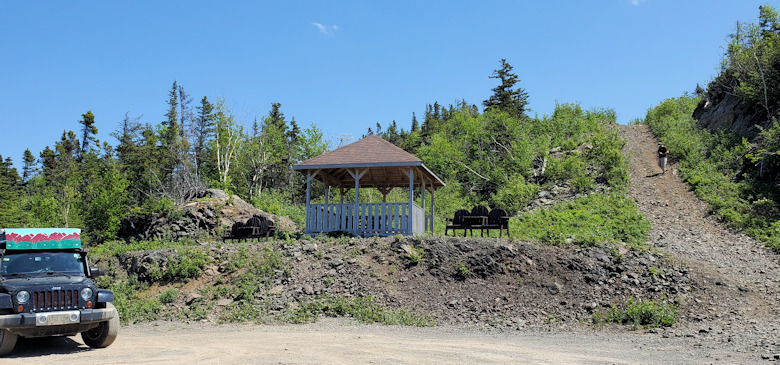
left=0, top=0, right=772, bottom=167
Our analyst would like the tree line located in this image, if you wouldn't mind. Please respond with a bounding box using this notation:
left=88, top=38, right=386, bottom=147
left=0, top=81, right=328, bottom=242
left=0, top=59, right=627, bottom=242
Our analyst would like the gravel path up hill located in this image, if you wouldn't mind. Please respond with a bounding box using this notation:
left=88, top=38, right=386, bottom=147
left=619, top=124, right=780, bottom=360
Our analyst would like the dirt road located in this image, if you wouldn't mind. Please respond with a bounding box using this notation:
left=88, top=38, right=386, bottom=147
left=3, top=319, right=735, bottom=364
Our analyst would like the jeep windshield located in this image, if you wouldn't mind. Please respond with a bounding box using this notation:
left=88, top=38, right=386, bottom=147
left=1, top=252, right=86, bottom=276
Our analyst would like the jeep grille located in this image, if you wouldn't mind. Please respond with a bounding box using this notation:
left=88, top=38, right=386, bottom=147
left=31, top=289, right=80, bottom=312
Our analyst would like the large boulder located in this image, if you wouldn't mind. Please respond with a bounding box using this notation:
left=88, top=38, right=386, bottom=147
left=119, top=189, right=297, bottom=240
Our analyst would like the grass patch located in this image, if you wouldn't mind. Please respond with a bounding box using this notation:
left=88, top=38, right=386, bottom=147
left=592, top=297, right=678, bottom=329
left=512, top=193, right=650, bottom=247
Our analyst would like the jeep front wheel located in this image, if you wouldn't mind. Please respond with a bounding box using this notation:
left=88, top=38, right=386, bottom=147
left=0, top=329, right=18, bottom=356
left=81, top=303, right=119, bottom=348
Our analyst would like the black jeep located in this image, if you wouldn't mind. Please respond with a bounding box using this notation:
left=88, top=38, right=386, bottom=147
left=0, top=228, right=118, bottom=356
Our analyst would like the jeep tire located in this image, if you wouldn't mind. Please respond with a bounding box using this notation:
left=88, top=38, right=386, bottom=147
left=81, top=303, right=119, bottom=348
left=0, top=328, right=18, bottom=356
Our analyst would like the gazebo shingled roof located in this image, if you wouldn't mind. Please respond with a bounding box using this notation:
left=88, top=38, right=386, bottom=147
left=293, top=135, right=445, bottom=189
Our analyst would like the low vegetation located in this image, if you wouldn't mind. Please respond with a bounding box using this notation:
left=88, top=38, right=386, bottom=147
left=511, top=193, right=650, bottom=248
left=645, top=96, right=780, bottom=251
left=592, top=297, right=679, bottom=329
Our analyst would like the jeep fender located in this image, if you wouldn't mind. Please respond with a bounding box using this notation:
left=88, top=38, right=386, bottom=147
left=97, top=290, right=113, bottom=303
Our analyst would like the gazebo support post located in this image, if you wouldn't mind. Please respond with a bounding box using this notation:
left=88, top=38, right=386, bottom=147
left=324, top=184, right=330, bottom=230
left=305, top=170, right=319, bottom=235
left=421, top=176, right=426, bottom=231
left=429, top=187, right=435, bottom=233
left=348, top=169, right=367, bottom=235
left=404, top=168, right=414, bottom=235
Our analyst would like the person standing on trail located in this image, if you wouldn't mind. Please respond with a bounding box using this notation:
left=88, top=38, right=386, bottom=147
left=657, top=143, right=668, bottom=174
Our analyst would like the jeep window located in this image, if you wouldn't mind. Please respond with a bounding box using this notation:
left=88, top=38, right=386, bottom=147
left=1, top=252, right=85, bottom=275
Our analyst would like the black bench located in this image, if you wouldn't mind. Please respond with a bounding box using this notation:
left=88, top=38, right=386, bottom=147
left=223, top=215, right=276, bottom=242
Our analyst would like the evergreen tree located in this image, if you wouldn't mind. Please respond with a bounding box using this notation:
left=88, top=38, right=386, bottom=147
left=421, top=102, right=443, bottom=141
left=178, top=85, right=193, bottom=140
left=157, top=81, right=181, bottom=191
left=162, top=81, right=180, bottom=147
left=40, top=146, right=56, bottom=176
left=483, top=59, right=529, bottom=119
left=193, top=96, right=215, bottom=177
left=0, top=156, right=25, bottom=226
left=285, top=117, right=302, bottom=189
left=261, top=103, right=289, bottom=190
left=78, top=110, right=99, bottom=157
left=22, top=149, right=37, bottom=183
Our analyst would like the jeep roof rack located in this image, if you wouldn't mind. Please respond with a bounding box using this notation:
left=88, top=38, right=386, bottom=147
left=0, top=228, right=82, bottom=250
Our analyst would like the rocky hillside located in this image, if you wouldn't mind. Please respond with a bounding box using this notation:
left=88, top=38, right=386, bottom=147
left=107, top=235, right=691, bottom=330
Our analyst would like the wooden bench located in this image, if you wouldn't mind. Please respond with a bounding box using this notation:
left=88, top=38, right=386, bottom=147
left=484, top=208, right=510, bottom=237
left=222, top=215, right=276, bottom=242
left=445, top=209, right=470, bottom=236
left=445, top=206, right=510, bottom=237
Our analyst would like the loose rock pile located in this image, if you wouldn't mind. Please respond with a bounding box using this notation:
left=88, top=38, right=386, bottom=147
left=114, top=236, right=693, bottom=331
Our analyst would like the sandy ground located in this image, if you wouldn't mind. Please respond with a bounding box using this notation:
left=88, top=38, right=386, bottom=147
left=2, top=319, right=733, bottom=365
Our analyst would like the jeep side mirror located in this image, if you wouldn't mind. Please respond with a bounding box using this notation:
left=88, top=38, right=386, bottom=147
left=90, top=267, right=105, bottom=277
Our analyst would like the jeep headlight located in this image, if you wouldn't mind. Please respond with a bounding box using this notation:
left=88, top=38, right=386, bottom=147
left=16, top=290, right=30, bottom=304
left=80, top=288, right=93, bottom=301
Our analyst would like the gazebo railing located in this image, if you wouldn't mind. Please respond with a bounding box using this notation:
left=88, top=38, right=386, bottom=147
left=306, top=203, right=424, bottom=236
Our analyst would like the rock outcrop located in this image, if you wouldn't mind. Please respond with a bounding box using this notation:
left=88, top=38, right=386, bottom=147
left=118, top=189, right=297, bottom=240
left=693, top=93, right=764, bottom=137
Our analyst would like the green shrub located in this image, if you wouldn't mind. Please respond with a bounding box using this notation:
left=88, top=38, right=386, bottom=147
left=159, top=289, right=179, bottom=304
left=546, top=155, right=586, bottom=183
left=110, top=279, right=163, bottom=324
left=251, top=189, right=305, bottom=228
left=456, top=261, right=471, bottom=279
left=163, top=248, right=211, bottom=282
left=408, top=244, right=423, bottom=265
left=491, top=174, right=538, bottom=215
left=601, top=298, right=678, bottom=329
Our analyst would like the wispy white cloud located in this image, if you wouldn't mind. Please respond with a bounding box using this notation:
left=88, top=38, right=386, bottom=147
left=312, top=22, right=339, bottom=36
left=629, top=0, right=645, bottom=6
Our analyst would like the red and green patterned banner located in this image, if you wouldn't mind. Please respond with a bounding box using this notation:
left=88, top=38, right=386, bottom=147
left=3, top=228, right=81, bottom=250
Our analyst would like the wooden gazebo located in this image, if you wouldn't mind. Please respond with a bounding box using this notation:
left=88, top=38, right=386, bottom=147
left=294, top=135, right=445, bottom=236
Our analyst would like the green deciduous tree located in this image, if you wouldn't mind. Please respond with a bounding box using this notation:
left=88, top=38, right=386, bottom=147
left=209, top=99, right=244, bottom=191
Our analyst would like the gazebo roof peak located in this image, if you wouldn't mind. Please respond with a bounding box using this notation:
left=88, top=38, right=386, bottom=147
left=293, top=135, right=444, bottom=189
left=294, top=135, right=420, bottom=169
